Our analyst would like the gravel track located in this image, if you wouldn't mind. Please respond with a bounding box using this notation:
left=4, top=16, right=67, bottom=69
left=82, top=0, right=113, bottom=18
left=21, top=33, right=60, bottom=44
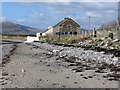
left=1, top=42, right=119, bottom=88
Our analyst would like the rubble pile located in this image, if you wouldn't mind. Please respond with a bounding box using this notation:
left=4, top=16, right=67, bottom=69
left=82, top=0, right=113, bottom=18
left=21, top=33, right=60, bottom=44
left=78, top=38, right=120, bottom=50
left=29, top=42, right=120, bottom=81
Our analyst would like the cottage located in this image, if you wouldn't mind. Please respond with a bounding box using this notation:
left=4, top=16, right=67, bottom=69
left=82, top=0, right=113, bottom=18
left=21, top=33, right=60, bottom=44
left=25, top=18, right=81, bottom=42
left=42, top=17, right=80, bottom=36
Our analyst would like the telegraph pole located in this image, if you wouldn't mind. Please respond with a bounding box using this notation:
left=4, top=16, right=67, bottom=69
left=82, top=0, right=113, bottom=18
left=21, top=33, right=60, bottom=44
left=104, top=13, right=107, bottom=30
left=88, top=16, right=91, bottom=36
left=105, top=13, right=107, bottom=26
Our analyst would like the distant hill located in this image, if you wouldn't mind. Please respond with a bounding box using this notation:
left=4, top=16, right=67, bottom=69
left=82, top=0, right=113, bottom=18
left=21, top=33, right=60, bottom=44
left=1, top=22, right=46, bottom=35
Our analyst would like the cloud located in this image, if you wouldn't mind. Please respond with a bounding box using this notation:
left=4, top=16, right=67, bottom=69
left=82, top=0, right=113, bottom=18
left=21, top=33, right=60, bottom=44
left=85, top=12, right=101, bottom=17
left=29, top=2, right=118, bottom=29
left=2, top=0, right=119, bottom=2
left=16, top=19, right=26, bottom=23
left=2, top=2, right=118, bottom=29
left=31, top=12, right=44, bottom=19
left=1, top=16, right=7, bottom=22
left=19, top=2, right=34, bottom=6
left=14, top=2, right=118, bottom=15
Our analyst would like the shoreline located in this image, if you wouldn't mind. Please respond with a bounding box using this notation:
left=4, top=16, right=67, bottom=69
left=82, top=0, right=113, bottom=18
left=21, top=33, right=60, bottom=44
left=49, top=43, right=120, bottom=57
left=0, top=39, right=119, bottom=88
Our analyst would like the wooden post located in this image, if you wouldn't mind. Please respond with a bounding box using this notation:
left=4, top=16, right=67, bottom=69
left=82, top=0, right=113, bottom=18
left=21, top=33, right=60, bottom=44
left=93, top=28, right=97, bottom=37
left=88, top=16, right=91, bottom=36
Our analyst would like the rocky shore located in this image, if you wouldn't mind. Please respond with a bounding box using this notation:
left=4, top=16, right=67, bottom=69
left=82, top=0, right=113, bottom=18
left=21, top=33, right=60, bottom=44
left=1, top=39, right=23, bottom=65
left=1, top=44, right=17, bottom=66
left=31, top=42, right=120, bottom=65
left=1, top=41, right=119, bottom=88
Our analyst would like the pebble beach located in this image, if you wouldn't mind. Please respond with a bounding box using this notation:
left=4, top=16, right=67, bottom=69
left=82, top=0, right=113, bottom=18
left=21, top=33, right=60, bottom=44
left=1, top=40, right=120, bottom=88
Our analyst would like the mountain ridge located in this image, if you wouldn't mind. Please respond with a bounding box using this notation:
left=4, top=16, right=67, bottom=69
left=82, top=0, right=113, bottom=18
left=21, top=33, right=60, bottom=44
left=1, top=21, right=46, bottom=35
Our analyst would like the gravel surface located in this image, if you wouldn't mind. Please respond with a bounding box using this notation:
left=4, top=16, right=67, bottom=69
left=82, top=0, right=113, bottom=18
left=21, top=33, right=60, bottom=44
left=1, top=42, right=119, bottom=88
left=1, top=44, right=16, bottom=64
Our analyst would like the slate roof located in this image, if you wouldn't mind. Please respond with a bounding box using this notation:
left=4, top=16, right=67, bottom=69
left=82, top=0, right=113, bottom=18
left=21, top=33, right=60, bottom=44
left=53, top=18, right=80, bottom=28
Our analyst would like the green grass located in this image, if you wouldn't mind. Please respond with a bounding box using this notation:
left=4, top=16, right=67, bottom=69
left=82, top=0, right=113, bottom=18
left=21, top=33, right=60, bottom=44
left=39, top=35, right=91, bottom=44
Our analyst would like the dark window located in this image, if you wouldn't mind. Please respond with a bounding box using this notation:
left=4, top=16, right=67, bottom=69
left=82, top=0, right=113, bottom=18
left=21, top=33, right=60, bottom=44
left=73, top=32, right=77, bottom=35
left=65, top=32, right=68, bottom=35
left=56, top=32, right=60, bottom=35
left=69, top=32, right=72, bottom=35
left=67, top=25, right=71, bottom=28
left=40, top=33, right=42, bottom=35
left=61, top=32, right=64, bottom=35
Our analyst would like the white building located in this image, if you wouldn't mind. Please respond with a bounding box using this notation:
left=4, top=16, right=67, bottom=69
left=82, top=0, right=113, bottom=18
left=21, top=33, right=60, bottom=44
left=42, top=26, right=53, bottom=36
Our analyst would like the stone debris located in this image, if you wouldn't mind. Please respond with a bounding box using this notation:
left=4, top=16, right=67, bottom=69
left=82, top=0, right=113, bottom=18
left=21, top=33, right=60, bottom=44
left=2, top=71, right=8, bottom=76
left=21, top=69, right=26, bottom=77
left=28, top=42, right=120, bottom=81
left=52, top=49, right=61, bottom=55
left=29, top=42, right=119, bottom=65
left=0, top=79, right=4, bottom=83
left=46, top=63, right=50, bottom=66
left=11, top=74, right=15, bottom=77
left=95, top=69, right=106, bottom=73
left=52, top=83, right=60, bottom=86
left=62, top=85, right=66, bottom=87
left=22, top=69, right=26, bottom=72
left=80, top=74, right=84, bottom=76
left=64, top=56, right=76, bottom=63
left=78, top=38, right=120, bottom=50
left=72, top=67, right=85, bottom=72
left=0, top=76, right=9, bottom=86
left=38, top=79, right=42, bottom=81
left=83, top=76, right=88, bottom=79
left=74, top=82, right=77, bottom=84
left=2, top=44, right=17, bottom=66
left=107, top=73, right=120, bottom=80
left=65, top=76, right=69, bottom=79
left=1, top=82, right=8, bottom=85
left=1, top=41, right=120, bottom=88
left=68, top=63, right=77, bottom=66
left=88, top=76, right=93, bottom=78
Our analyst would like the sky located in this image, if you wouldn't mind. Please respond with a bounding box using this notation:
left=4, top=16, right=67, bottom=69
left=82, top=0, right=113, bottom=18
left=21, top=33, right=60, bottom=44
left=1, top=2, right=119, bottom=29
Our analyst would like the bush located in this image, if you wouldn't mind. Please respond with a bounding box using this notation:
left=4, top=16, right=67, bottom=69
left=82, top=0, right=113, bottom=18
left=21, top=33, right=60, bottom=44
left=108, top=33, right=113, bottom=39
left=67, top=39, right=77, bottom=44
left=40, top=35, right=91, bottom=44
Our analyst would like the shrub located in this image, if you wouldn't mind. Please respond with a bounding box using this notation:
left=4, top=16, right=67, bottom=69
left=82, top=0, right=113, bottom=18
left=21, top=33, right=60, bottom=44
left=67, top=39, right=77, bottom=44
left=108, top=33, right=113, bottom=39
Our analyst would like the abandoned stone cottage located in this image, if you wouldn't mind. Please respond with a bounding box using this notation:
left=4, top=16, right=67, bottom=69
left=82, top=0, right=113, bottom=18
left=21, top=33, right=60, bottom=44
left=26, top=17, right=81, bottom=42
left=42, top=17, right=80, bottom=36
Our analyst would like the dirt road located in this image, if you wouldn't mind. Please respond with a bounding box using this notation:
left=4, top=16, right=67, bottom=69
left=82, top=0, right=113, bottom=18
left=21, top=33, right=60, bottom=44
left=1, top=43, right=118, bottom=88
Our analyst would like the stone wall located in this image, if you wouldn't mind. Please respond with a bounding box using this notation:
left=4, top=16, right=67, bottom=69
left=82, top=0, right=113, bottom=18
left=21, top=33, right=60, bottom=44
left=53, top=18, right=80, bottom=35
left=96, top=30, right=120, bottom=40
left=53, top=26, right=60, bottom=33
